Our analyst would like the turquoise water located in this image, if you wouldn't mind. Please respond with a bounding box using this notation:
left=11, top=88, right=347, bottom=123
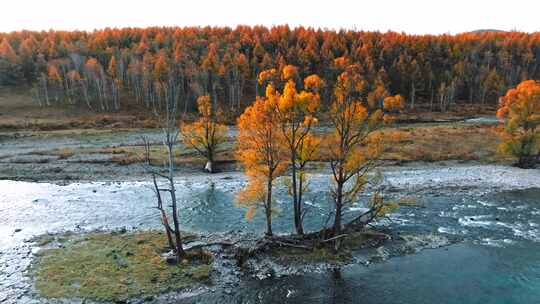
left=182, top=188, right=540, bottom=304
left=226, top=243, right=540, bottom=304
left=1, top=167, right=539, bottom=303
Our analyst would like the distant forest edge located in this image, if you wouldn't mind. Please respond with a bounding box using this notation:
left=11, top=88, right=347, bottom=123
left=1, top=26, right=539, bottom=114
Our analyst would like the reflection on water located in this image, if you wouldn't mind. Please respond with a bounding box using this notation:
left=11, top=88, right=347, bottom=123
left=1, top=167, right=540, bottom=303
left=225, top=244, right=540, bottom=304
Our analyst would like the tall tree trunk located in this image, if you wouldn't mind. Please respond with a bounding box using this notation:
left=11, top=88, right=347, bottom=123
left=291, top=153, right=303, bottom=235
left=265, top=176, right=273, bottom=237
left=430, top=87, right=434, bottom=111
left=208, top=71, right=217, bottom=113
left=205, top=144, right=214, bottom=173
left=41, top=76, right=50, bottom=106
left=298, top=171, right=304, bottom=230
left=255, top=77, right=259, bottom=98
left=159, top=208, right=175, bottom=250
left=333, top=181, right=343, bottom=236
left=168, top=142, right=185, bottom=261
left=410, top=83, right=415, bottom=110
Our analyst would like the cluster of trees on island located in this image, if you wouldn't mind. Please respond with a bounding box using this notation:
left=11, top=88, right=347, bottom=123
left=2, top=26, right=540, bottom=113
left=144, top=63, right=404, bottom=262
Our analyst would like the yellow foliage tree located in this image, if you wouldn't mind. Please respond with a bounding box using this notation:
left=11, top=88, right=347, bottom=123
left=236, top=87, right=287, bottom=236
left=0, top=38, right=17, bottom=62
left=383, top=94, right=405, bottom=123
left=182, top=94, right=228, bottom=173
left=327, top=64, right=404, bottom=238
left=264, top=66, right=324, bottom=235
left=153, top=50, right=169, bottom=82
left=257, top=68, right=278, bottom=89
left=497, top=80, right=540, bottom=168
left=281, top=64, right=299, bottom=81
left=367, top=83, right=389, bottom=110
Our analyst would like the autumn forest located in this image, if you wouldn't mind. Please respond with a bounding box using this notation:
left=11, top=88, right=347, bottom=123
left=1, top=26, right=539, bottom=114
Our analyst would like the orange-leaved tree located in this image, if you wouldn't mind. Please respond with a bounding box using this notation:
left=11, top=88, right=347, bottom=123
left=236, top=85, right=287, bottom=236
left=497, top=80, right=540, bottom=168
left=261, top=64, right=324, bottom=235
left=326, top=62, right=405, bottom=239
left=182, top=94, right=228, bottom=173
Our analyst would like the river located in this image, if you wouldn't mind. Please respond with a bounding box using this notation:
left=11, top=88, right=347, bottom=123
left=1, top=164, right=539, bottom=303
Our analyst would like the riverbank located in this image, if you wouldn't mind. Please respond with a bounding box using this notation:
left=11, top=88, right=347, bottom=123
left=0, top=119, right=508, bottom=183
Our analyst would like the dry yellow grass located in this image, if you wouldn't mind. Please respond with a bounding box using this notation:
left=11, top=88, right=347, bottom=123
left=103, top=123, right=505, bottom=166
left=312, top=123, right=505, bottom=164
left=30, top=148, right=75, bottom=159
left=22, top=122, right=504, bottom=168
left=379, top=123, right=505, bottom=163
left=54, top=148, right=75, bottom=159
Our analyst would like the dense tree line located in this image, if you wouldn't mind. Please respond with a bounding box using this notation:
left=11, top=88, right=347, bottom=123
left=1, top=26, right=540, bottom=113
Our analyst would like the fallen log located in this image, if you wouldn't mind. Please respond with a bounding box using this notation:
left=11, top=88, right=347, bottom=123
left=273, top=240, right=312, bottom=250
left=321, top=234, right=348, bottom=243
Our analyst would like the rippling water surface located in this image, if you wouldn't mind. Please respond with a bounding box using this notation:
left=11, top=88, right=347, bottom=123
left=1, top=165, right=539, bottom=303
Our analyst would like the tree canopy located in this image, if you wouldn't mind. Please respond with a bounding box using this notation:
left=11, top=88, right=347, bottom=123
left=1, top=27, right=539, bottom=113
left=497, top=80, right=540, bottom=168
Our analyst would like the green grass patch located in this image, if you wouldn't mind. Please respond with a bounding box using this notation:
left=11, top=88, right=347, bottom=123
left=30, top=231, right=212, bottom=302
left=270, top=231, right=384, bottom=264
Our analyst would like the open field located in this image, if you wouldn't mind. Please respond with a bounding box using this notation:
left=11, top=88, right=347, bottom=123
left=0, top=88, right=509, bottom=181
left=1, top=87, right=496, bottom=131
left=380, top=122, right=505, bottom=163
left=0, top=121, right=506, bottom=181
left=0, top=87, right=162, bottom=131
